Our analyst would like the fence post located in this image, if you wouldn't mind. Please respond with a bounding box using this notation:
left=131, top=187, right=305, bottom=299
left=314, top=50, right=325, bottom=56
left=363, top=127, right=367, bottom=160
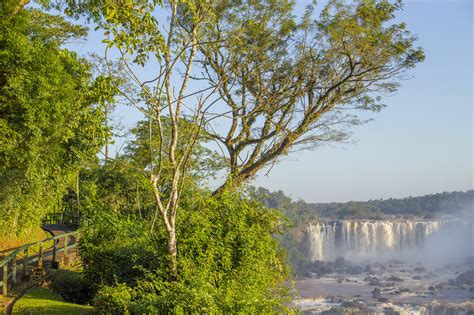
left=64, top=235, right=69, bottom=265
left=52, top=241, right=57, bottom=269
left=12, top=257, right=17, bottom=284
left=2, top=264, right=8, bottom=296
left=23, top=248, right=28, bottom=277
left=38, top=243, right=43, bottom=268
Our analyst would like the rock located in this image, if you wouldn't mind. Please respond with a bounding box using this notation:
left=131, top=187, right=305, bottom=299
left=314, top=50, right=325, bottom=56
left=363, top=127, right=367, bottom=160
left=428, top=286, right=436, bottom=291
left=399, top=288, right=410, bottom=293
left=378, top=297, right=391, bottom=303
left=364, top=265, right=372, bottom=273
left=386, top=276, right=404, bottom=282
left=370, top=279, right=381, bottom=286
left=413, top=275, right=422, bottom=280
left=334, top=257, right=347, bottom=267
left=345, top=265, right=364, bottom=275
left=372, top=287, right=381, bottom=299
left=384, top=307, right=402, bottom=315
left=455, top=269, right=474, bottom=286
left=341, top=300, right=365, bottom=309
left=308, top=260, right=334, bottom=275
left=414, top=267, right=426, bottom=273
left=321, top=308, right=346, bottom=315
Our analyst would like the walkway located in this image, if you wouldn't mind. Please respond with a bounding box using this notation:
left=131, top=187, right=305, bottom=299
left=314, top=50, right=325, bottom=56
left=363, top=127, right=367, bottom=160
left=0, top=222, right=80, bottom=297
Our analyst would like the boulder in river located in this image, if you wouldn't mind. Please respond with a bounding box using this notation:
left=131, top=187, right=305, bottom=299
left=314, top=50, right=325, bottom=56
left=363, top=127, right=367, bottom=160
left=372, top=287, right=381, bottom=299
left=377, top=297, right=391, bottom=303
left=386, top=276, right=404, bottom=282
left=345, top=265, right=364, bottom=275
left=414, top=267, right=426, bottom=273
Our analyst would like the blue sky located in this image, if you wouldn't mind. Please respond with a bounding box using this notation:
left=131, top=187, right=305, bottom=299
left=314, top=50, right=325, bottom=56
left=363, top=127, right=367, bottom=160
left=68, top=0, right=473, bottom=203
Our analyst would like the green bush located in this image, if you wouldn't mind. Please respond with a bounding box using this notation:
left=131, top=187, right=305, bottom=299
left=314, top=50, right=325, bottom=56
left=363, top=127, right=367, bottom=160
left=94, top=283, right=132, bottom=314
left=50, top=270, right=94, bottom=304
left=79, top=212, right=162, bottom=291
left=80, top=191, right=293, bottom=313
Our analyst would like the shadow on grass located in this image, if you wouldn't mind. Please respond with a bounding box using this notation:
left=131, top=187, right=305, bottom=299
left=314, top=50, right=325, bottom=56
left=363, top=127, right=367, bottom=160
left=12, top=287, right=93, bottom=315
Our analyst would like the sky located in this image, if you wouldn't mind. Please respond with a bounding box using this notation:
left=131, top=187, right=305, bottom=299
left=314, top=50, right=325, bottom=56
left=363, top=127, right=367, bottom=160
left=67, top=0, right=473, bottom=203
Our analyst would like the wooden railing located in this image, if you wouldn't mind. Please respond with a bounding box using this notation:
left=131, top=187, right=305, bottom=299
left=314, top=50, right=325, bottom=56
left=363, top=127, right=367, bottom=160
left=41, top=212, right=81, bottom=229
left=0, top=230, right=79, bottom=296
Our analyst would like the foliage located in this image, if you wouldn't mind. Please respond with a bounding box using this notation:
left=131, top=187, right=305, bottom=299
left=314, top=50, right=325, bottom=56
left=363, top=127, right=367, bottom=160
left=93, top=283, right=132, bottom=314
left=50, top=270, right=94, bottom=305
left=200, top=0, right=425, bottom=192
left=313, top=190, right=474, bottom=219
left=0, top=6, right=108, bottom=236
left=53, top=0, right=424, bottom=281
left=12, top=286, right=93, bottom=314
left=79, top=188, right=292, bottom=313
left=124, top=118, right=225, bottom=183
left=251, top=187, right=474, bottom=221
left=79, top=211, right=160, bottom=290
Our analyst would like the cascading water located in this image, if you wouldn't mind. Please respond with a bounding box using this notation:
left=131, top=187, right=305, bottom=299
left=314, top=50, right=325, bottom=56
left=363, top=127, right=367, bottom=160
left=306, top=222, right=337, bottom=261
left=304, top=219, right=467, bottom=262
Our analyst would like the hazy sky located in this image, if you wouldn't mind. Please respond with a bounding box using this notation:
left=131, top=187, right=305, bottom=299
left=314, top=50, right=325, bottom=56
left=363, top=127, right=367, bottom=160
left=68, top=0, right=473, bottom=203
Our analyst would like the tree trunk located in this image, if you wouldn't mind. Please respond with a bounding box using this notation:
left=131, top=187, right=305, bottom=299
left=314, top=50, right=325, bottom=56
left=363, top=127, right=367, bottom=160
left=212, top=171, right=251, bottom=196
left=167, top=227, right=178, bottom=279
left=104, top=107, right=109, bottom=162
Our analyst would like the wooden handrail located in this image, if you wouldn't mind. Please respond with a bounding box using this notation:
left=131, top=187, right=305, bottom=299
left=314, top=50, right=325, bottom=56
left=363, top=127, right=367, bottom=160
left=0, top=230, right=80, bottom=296
left=41, top=213, right=81, bottom=228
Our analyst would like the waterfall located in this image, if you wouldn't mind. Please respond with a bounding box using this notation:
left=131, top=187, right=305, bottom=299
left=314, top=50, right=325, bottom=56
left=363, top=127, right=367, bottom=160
left=306, top=222, right=337, bottom=261
left=305, top=219, right=465, bottom=262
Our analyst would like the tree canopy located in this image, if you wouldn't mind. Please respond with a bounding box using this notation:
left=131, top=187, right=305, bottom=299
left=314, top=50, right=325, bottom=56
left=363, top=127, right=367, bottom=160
left=0, top=6, right=108, bottom=235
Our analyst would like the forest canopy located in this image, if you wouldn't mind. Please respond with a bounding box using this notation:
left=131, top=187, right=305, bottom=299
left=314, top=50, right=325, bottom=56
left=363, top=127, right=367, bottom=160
left=251, top=187, right=474, bottom=222
left=0, top=7, right=109, bottom=236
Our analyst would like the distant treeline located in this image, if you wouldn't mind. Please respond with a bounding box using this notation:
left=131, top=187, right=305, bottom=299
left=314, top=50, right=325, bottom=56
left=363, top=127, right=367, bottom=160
left=250, top=187, right=474, bottom=223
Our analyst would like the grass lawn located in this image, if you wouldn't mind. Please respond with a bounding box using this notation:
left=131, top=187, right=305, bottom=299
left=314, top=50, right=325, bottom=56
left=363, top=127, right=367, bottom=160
left=12, top=287, right=93, bottom=315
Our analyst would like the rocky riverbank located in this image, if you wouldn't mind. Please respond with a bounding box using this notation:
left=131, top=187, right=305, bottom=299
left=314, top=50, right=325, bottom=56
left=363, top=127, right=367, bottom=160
left=293, top=258, right=474, bottom=314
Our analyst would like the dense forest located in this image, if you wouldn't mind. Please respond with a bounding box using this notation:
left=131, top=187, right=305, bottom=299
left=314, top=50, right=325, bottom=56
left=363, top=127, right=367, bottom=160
left=251, top=187, right=474, bottom=222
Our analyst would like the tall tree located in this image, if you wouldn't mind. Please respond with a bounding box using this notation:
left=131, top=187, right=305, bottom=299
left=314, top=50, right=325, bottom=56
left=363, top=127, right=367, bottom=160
left=72, top=0, right=219, bottom=277
left=0, top=5, right=109, bottom=236
left=198, top=0, right=424, bottom=192
left=58, top=0, right=423, bottom=278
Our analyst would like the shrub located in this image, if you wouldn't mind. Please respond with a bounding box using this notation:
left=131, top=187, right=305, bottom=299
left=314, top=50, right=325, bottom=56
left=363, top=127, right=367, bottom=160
left=79, top=212, right=163, bottom=291
left=94, top=283, right=132, bottom=314
left=50, top=270, right=93, bottom=304
left=81, top=190, right=293, bottom=313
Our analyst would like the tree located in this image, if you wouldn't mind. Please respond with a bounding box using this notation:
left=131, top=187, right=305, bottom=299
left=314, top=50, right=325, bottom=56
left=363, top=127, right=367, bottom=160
left=198, top=0, right=424, bottom=192
left=0, top=5, right=109, bottom=236
left=57, top=0, right=423, bottom=279
left=59, top=0, right=221, bottom=277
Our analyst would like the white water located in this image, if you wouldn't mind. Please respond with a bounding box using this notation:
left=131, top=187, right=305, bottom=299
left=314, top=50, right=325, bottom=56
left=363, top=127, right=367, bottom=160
left=306, top=220, right=471, bottom=262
